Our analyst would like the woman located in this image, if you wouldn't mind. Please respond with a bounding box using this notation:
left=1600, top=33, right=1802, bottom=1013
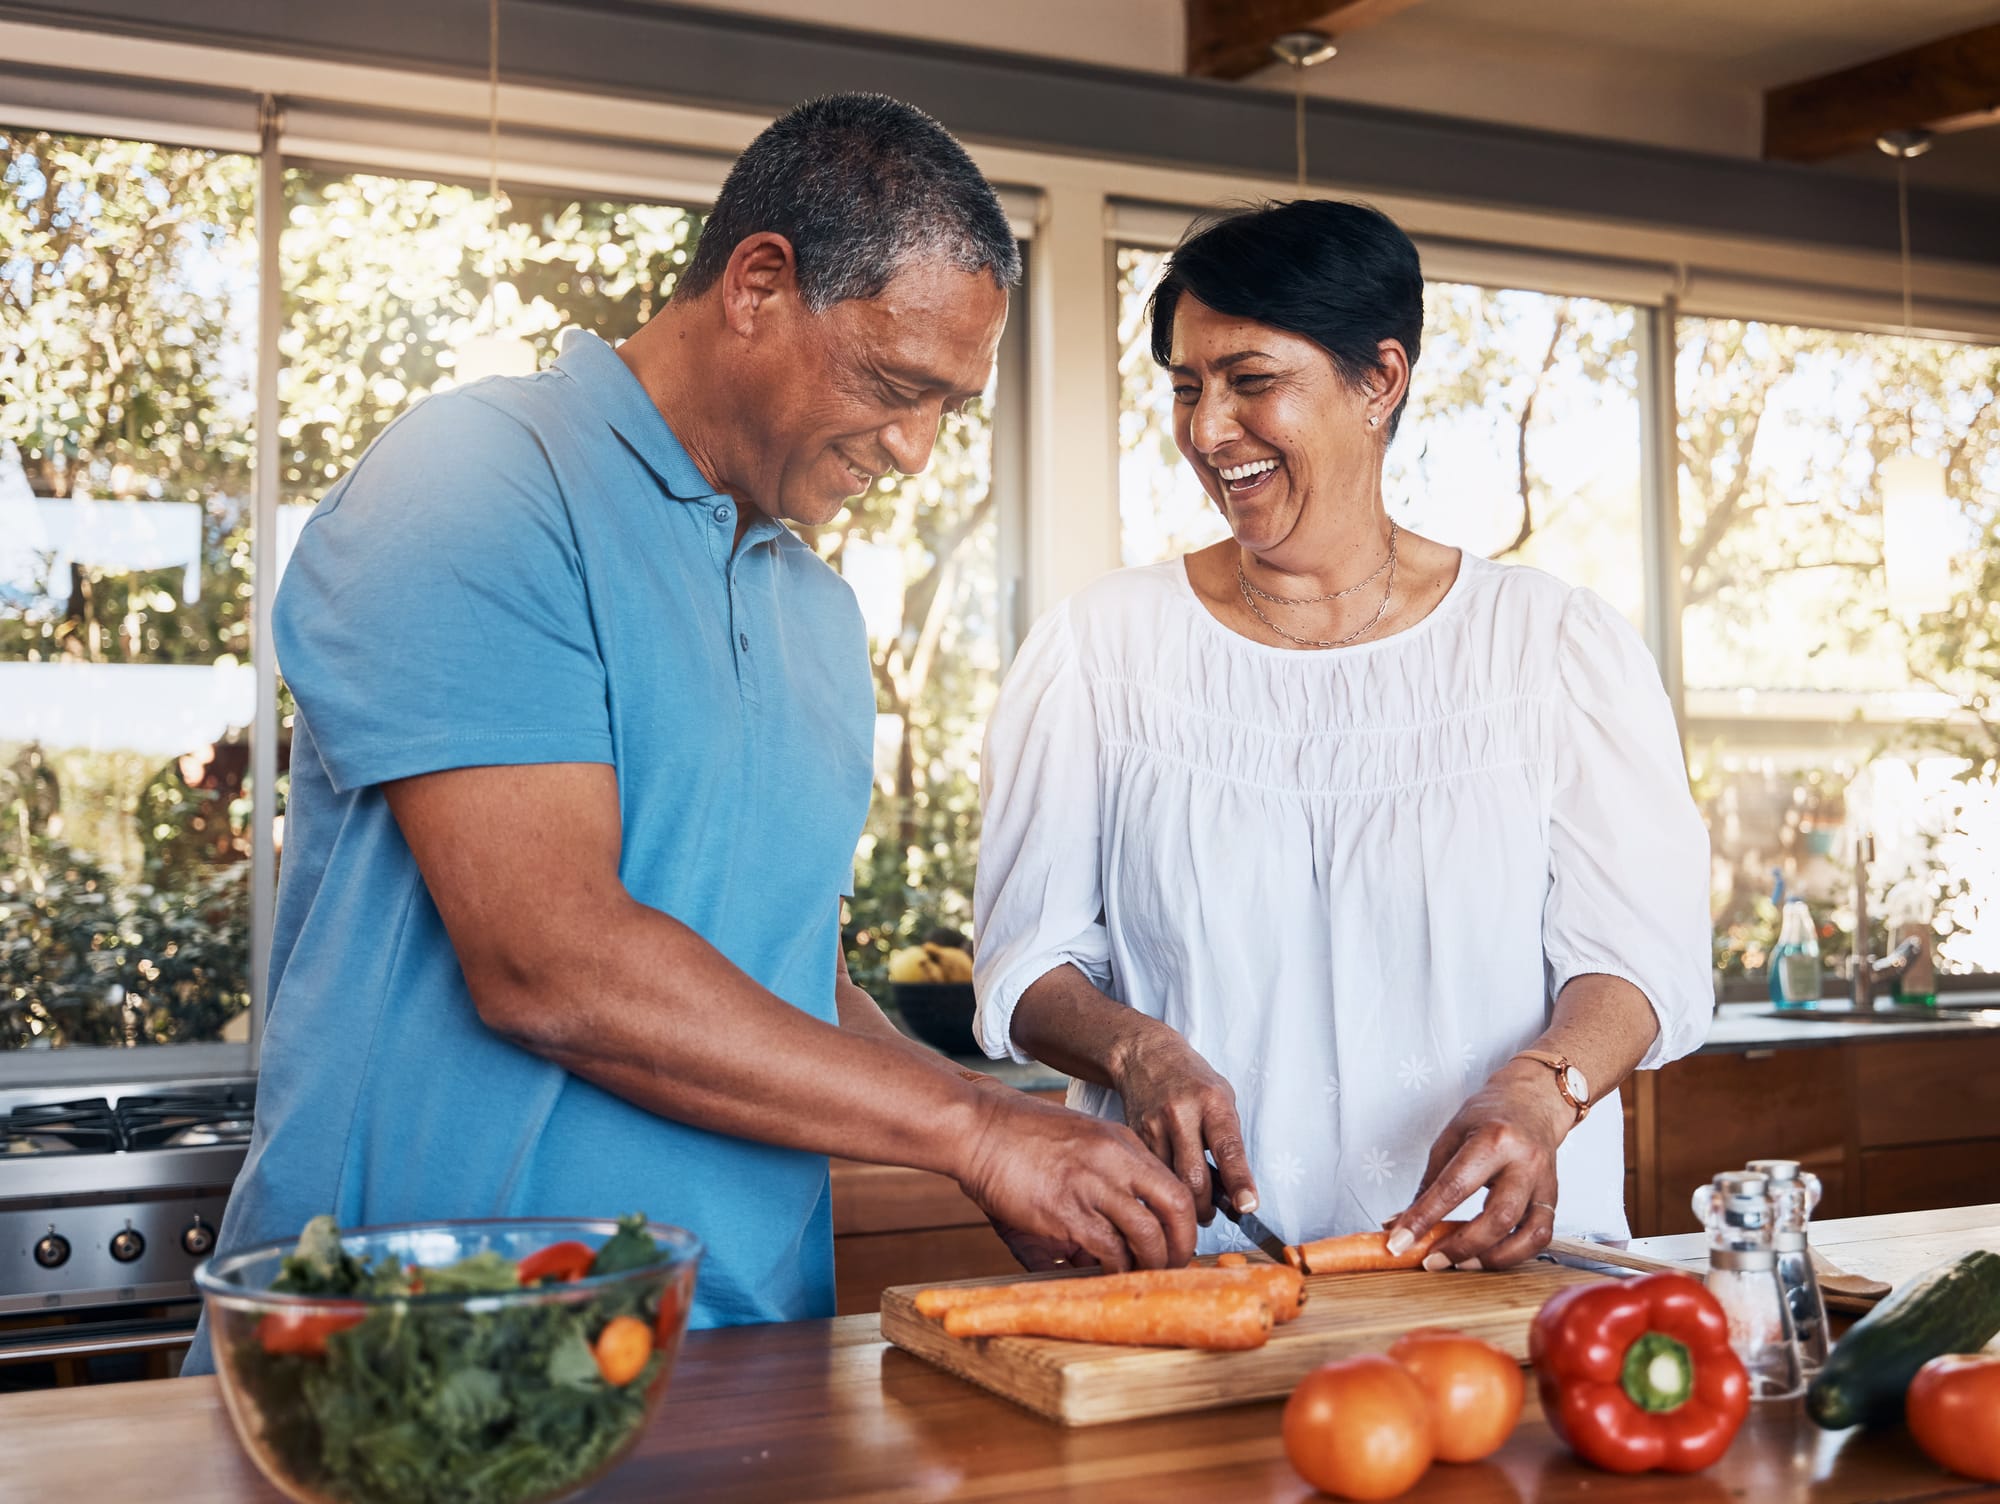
left=972, top=200, right=1711, bottom=1271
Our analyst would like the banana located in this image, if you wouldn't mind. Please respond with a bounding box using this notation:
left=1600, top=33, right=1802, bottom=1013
left=888, top=945, right=945, bottom=984
left=924, top=943, right=974, bottom=983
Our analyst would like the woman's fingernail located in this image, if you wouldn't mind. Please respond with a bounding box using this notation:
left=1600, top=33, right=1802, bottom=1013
left=1421, top=1251, right=1452, bottom=1272
left=1385, top=1227, right=1416, bottom=1258
left=1236, top=1191, right=1259, bottom=1215
left=1455, top=1258, right=1484, bottom=1272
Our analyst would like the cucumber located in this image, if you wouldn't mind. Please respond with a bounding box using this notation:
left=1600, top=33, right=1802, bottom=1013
left=1806, top=1249, right=2000, bottom=1430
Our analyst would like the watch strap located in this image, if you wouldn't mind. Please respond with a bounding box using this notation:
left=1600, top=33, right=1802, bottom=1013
left=1510, top=1050, right=1590, bottom=1124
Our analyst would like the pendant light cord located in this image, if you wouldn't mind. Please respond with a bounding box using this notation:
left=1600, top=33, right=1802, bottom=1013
left=482, top=0, right=502, bottom=336
left=1293, top=60, right=1307, bottom=189
left=1897, top=156, right=1916, bottom=445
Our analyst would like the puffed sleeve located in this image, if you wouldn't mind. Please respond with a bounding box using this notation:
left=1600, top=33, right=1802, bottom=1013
left=273, top=388, right=611, bottom=795
left=1543, top=587, right=1713, bottom=1068
left=972, top=600, right=1113, bottom=1064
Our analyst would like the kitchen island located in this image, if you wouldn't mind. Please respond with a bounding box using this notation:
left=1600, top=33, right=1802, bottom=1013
left=7, top=1206, right=1996, bottom=1502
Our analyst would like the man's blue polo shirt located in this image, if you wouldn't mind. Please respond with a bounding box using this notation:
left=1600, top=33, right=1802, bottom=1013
left=203, top=329, right=875, bottom=1339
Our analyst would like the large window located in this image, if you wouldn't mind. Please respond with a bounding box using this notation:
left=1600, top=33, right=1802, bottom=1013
left=1681, top=319, right=2000, bottom=980
left=1, top=126, right=259, bottom=1051
left=2, top=122, right=1012, bottom=1059
left=1117, top=240, right=2000, bottom=990
left=1115, top=247, right=1646, bottom=622
left=803, top=388, right=1004, bottom=995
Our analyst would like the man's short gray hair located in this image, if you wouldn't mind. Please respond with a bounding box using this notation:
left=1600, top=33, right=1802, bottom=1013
left=678, top=93, right=1021, bottom=313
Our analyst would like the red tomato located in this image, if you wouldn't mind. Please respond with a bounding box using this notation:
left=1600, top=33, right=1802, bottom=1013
left=517, top=1239, right=596, bottom=1285
left=257, top=1306, right=366, bottom=1357
left=1284, top=1354, right=1436, bottom=1501
left=1909, top=1354, right=2000, bottom=1483
left=1388, top=1328, right=1525, bottom=1463
left=654, top=1278, right=687, bottom=1346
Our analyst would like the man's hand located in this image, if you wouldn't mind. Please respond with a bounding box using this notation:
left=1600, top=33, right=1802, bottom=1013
left=989, top=1224, right=1101, bottom=1273
left=1110, top=1021, right=1258, bottom=1226
left=1386, top=1059, right=1569, bottom=1270
left=954, top=1090, right=1197, bottom=1273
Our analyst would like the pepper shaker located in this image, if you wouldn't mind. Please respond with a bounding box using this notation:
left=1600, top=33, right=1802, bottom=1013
left=1746, top=1158, right=1829, bottom=1378
left=1691, top=1171, right=1803, bottom=1400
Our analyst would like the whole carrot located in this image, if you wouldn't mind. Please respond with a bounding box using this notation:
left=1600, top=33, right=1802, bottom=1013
left=941, top=1287, right=1274, bottom=1350
left=916, top=1265, right=1306, bottom=1323
left=1285, top=1221, right=1470, bottom=1275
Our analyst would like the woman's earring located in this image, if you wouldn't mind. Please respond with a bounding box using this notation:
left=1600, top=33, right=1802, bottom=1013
left=1368, top=415, right=1380, bottom=429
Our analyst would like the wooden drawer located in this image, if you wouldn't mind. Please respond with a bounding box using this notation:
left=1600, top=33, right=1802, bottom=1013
left=1861, top=1143, right=2000, bottom=1217
left=829, top=1160, right=984, bottom=1235
left=1645, top=1047, right=1847, bottom=1235
left=1854, top=1035, right=2000, bottom=1148
left=833, top=1225, right=1018, bottom=1316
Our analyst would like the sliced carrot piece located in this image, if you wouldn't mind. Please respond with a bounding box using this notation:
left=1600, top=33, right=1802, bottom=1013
left=1216, top=1251, right=1248, bottom=1267
left=593, top=1314, right=654, bottom=1385
left=1287, top=1221, right=1470, bottom=1274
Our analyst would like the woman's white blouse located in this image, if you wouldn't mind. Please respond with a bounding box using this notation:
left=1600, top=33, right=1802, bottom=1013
left=972, top=553, right=1712, bottom=1247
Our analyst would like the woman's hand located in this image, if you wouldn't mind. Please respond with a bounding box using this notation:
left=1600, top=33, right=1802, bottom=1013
left=1387, top=1058, right=1570, bottom=1270
left=1110, top=1018, right=1259, bottom=1226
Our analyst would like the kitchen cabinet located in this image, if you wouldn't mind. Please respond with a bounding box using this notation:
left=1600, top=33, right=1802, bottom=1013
left=828, top=1086, right=1066, bottom=1314
left=1628, top=1029, right=2000, bottom=1236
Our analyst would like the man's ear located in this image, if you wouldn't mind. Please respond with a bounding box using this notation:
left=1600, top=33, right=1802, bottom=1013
left=719, top=232, right=801, bottom=338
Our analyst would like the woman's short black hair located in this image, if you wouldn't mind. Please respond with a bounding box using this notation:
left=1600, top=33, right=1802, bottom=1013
left=1147, top=199, right=1424, bottom=438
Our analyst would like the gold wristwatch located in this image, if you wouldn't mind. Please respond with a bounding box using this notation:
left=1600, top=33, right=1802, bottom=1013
left=1510, top=1050, right=1591, bottom=1125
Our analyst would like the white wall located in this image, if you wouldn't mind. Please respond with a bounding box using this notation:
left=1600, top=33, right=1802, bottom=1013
left=643, top=0, right=1184, bottom=72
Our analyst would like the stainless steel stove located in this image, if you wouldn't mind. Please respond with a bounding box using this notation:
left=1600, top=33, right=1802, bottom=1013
left=0, top=1078, right=252, bottom=1379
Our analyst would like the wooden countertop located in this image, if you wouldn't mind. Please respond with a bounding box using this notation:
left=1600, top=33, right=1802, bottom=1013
left=9, top=1206, right=1998, bottom=1502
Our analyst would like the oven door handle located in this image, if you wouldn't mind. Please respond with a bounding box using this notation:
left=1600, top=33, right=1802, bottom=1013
left=0, top=1318, right=197, bottom=1363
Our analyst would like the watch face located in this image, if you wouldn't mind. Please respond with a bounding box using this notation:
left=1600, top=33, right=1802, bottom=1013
left=1562, top=1065, right=1590, bottom=1104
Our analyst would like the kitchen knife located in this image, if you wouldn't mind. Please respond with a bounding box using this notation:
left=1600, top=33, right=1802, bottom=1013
left=1207, top=1157, right=1292, bottom=1264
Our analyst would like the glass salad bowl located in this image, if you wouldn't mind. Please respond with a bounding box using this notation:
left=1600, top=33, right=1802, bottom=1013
left=196, top=1216, right=701, bottom=1504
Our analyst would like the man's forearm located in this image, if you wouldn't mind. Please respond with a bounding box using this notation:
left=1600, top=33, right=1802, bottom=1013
left=835, top=971, right=996, bottom=1087
left=475, top=899, right=994, bottom=1178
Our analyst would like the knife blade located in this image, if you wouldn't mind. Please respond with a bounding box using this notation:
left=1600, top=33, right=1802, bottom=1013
left=1206, top=1157, right=1292, bottom=1264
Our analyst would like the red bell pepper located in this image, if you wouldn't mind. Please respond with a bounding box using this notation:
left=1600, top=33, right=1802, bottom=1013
left=1529, top=1271, right=1750, bottom=1474
left=517, top=1239, right=596, bottom=1285
left=257, top=1305, right=367, bottom=1358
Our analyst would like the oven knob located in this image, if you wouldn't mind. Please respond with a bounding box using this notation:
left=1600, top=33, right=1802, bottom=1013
left=109, top=1224, right=145, bottom=1263
left=33, top=1229, right=70, bottom=1269
left=181, top=1219, right=215, bottom=1258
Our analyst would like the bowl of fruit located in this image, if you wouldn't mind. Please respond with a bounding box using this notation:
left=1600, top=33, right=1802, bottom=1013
left=196, top=1213, right=699, bottom=1504
left=888, top=931, right=978, bottom=1056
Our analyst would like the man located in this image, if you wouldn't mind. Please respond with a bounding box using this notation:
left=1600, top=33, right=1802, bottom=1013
left=188, top=94, right=1193, bottom=1360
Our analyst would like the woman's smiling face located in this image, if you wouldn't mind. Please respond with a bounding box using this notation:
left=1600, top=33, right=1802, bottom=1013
left=1167, top=294, right=1390, bottom=556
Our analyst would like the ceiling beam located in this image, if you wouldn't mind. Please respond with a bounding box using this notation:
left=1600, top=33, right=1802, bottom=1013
left=1764, top=20, right=2000, bottom=162
left=1186, top=0, right=1425, bottom=82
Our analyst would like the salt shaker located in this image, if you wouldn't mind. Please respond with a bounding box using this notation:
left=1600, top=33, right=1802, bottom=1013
left=1691, top=1171, right=1804, bottom=1400
left=1747, top=1158, right=1829, bottom=1377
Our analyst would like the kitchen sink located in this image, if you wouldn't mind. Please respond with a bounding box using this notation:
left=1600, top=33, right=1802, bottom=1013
left=1757, top=1005, right=2000, bottom=1025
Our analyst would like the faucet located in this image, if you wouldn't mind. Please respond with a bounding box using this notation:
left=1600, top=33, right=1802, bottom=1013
left=1851, top=834, right=1921, bottom=1010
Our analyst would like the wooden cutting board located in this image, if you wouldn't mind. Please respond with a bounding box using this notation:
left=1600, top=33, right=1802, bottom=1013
left=880, top=1258, right=1604, bottom=1426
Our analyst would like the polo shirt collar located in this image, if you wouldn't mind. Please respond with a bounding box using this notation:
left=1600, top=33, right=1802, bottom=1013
left=557, top=328, right=720, bottom=502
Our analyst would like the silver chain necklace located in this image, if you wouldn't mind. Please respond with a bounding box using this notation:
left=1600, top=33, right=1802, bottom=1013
left=1236, top=523, right=1400, bottom=649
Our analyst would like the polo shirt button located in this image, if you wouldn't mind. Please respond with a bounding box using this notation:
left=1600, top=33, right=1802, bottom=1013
left=712, top=504, right=731, bottom=525
left=739, top=632, right=750, bottom=652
